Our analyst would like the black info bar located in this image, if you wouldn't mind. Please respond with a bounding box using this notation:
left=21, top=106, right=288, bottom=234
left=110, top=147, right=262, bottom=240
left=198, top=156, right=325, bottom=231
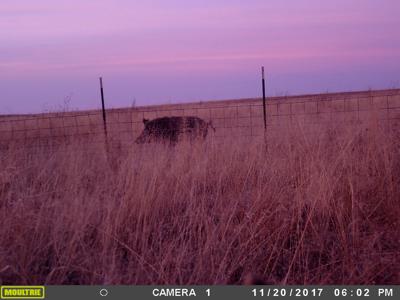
left=0, top=285, right=397, bottom=300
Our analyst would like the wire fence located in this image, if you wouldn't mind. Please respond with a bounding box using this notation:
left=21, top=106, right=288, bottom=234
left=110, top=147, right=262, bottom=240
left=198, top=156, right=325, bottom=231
left=1, top=89, right=400, bottom=149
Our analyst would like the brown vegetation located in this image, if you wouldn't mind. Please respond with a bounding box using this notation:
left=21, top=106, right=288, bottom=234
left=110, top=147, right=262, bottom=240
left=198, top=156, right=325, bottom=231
left=0, top=115, right=399, bottom=285
left=1, top=89, right=399, bottom=146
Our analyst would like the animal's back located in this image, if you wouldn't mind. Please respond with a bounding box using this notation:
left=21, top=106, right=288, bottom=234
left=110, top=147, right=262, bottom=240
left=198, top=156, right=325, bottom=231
left=135, top=116, right=211, bottom=144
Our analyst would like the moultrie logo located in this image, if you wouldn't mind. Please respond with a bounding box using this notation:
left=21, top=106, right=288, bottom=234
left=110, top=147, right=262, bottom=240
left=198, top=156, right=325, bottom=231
left=0, top=286, right=45, bottom=299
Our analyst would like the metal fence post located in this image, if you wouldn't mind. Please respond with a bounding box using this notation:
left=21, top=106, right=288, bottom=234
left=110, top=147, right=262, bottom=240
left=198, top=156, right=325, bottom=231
left=99, top=77, right=108, bottom=138
left=262, top=67, right=267, bottom=131
left=99, top=77, right=110, bottom=155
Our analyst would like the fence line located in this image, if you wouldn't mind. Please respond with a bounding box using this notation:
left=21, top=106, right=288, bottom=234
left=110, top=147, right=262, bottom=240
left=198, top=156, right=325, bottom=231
left=1, top=90, right=400, bottom=148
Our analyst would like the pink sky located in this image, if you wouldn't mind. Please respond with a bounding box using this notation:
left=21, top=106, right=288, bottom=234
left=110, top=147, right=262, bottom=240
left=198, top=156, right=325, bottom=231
left=1, top=0, right=399, bottom=113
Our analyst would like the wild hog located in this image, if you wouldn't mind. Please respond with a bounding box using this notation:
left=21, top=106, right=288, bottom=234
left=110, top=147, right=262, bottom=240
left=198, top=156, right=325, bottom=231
left=135, top=116, right=215, bottom=144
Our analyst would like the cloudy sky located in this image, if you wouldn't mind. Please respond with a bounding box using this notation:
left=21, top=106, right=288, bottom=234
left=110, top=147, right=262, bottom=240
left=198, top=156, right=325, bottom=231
left=1, top=0, right=399, bottom=113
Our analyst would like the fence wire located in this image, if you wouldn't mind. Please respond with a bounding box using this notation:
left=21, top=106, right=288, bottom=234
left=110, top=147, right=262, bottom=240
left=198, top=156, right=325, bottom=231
left=1, top=90, right=399, bottom=150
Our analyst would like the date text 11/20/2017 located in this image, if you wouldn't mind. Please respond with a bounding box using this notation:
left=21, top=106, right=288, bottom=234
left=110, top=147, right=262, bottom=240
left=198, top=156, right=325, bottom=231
left=252, top=288, right=394, bottom=297
left=252, top=288, right=324, bottom=297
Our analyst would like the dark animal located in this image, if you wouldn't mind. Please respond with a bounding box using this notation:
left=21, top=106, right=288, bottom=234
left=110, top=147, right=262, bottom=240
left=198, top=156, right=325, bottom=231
left=135, top=116, right=215, bottom=144
left=243, top=274, right=271, bottom=285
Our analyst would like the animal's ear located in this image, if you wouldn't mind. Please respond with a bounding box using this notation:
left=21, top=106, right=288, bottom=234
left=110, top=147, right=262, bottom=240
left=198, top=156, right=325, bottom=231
left=143, top=118, right=149, bottom=125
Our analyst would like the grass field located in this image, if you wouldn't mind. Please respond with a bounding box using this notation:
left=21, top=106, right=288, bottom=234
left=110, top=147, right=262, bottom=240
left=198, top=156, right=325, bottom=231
left=0, top=107, right=399, bottom=284
left=1, top=89, right=400, bottom=147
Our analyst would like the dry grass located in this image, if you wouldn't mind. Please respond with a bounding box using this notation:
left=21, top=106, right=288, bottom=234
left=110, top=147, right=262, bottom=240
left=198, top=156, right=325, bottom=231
left=0, top=119, right=399, bottom=285
left=1, top=89, right=399, bottom=146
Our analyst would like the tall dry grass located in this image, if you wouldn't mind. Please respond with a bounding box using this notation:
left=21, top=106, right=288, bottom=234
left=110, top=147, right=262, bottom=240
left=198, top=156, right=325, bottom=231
left=0, top=120, right=399, bottom=285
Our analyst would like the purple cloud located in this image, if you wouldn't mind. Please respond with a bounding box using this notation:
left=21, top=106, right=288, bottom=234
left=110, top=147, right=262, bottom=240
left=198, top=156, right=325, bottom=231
left=1, top=0, right=399, bottom=113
